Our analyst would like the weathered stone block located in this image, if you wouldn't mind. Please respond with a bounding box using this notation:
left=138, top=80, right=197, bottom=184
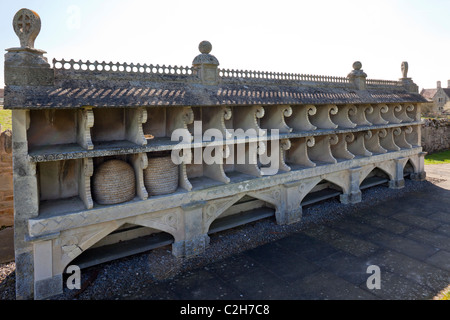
left=34, top=274, right=63, bottom=300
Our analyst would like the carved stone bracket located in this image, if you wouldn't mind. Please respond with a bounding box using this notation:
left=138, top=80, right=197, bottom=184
left=232, top=105, right=265, bottom=132
left=125, top=107, right=147, bottom=146
left=286, top=137, right=316, bottom=168
left=76, top=107, right=94, bottom=150
left=331, top=133, right=355, bottom=160
left=347, top=131, right=372, bottom=157
left=379, top=128, right=400, bottom=151
left=130, top=153, right=149, bottom=200
left=260, top=105, right=293, bottom=133
left=349, top=104, right=372, bottom=126
left=202, top=106, right=233, bottom=139
left=364, top=129, right=387, bottom=154
left=308, top=134, right=338, bottom=164
left=393, top=127, right=412, bottom=149
left=366, top=104, right=389, bottom=125
left=309, top=104, right=338, bottom=129
left=381, top=104, right=402, bottom=124
left=166, top=107, right=194, bottom=139
left=78, top=157, right=93, bottom=209
left=331, top=104, right=357, bottom=128
left=394, top=104, right=414, bottom=123
left=287, top=105, right=317, bottom=131
left=404, top=125, right=420, bottom=147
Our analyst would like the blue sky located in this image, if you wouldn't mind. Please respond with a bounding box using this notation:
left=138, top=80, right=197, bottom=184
left=1, top=0, right=449, bottom=90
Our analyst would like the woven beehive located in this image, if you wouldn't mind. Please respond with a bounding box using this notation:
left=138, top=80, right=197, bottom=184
left=144, top=155, right=178, bottom=195
left=93, top=159, right=136, bottom=204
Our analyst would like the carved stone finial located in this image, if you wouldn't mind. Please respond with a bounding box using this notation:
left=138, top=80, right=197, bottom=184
left=193, top=40, right=219, bottom=66
left=199, top=41, right=212, bottom=54
left=401, top=61, right=408, bottom=78
left=192, top=40, right=219, bottom=85
left=13, top=8, right=41, bottom=48
left=347, top=61, right=367, bottom=90
left=352, top=61, right=362, bottom=71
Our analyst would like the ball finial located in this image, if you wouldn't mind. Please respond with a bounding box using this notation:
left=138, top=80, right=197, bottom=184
left=199, top=41, right=212, bottom=54
left=352, top=61, right=362, bottom=71
left=13, top=8, right=41, bottom=48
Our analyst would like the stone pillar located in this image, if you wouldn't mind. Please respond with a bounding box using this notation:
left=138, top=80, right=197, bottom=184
left=192, top=41, right=220, bottom=85
left=347, top=61, right=367, bottom=91
left=388, top=157, right=407, bottom=189
left=6, top=8, right=52, bottom=300
left=12, top=109, right=40, bottom=300
left=33, top=240, right=63, bottom=300
left=340, top=167, right=362, bottom=204
left=278, top=181, right=303, bottom=225
left=172, top=201, right=209, bottom=258
left=411, top=152, right=427, bottom=181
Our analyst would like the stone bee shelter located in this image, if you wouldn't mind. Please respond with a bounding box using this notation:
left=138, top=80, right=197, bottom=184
left=5, top=9, right=428, bottom=300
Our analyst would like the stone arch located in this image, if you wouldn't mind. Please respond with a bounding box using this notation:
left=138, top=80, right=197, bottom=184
left=204, top=192, right=276, bottom=234
left=203, top=194, right=246, bottom=234
left=321, top=171, right=351, bottom=194
left=300, top=178, right=345, bottom=206
left=404, top=157, right=418, bottom=173
left=359, top=164, right=393, bottom=186
left=57, top=210, right=182, bottom=274
left=57, top=220, right=123, bottom=274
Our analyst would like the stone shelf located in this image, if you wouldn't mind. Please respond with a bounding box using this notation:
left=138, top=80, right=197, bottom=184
left=27, top=146, right=423, bottom=240
left=27, top=121, right=423, bottom=162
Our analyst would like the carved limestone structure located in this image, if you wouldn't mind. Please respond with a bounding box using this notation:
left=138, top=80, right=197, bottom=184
left=4, top=9, right=428, bottom=299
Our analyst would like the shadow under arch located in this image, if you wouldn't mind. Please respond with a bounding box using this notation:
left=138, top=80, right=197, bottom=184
left=207, top=194, right=276, bottom=235
left=360, top=167, right=391, bottom=190
left=68, top=223, right=174, bottom=270
left=301, top=179, right=344, bottom=206
left=403, top=158, right=417, bottom=179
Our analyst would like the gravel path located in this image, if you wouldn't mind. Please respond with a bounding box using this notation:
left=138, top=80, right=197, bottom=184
left=0, top=177, right=441, bottom=300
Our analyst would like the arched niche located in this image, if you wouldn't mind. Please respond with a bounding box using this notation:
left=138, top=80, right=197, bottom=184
left=63, top=222, right=175, bottom=272
left=301, top=179, right=344, bottom=206
left=360, top=167, right=391, bottom=190
left=206, top=194, right=276, bottom=235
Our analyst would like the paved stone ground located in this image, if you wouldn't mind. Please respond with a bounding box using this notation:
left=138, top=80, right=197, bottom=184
left=114, top=164, right=450, bottom=300
left=1, top=164, right=449, bottom=300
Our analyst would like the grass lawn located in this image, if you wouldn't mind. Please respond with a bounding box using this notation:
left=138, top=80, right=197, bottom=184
left=424, top=150, right=450, bottom=165
left=0, top=107, right=12, bottom=131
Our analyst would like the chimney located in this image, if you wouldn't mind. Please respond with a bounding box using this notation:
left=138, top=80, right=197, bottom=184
left=437, top=81, right=441, bottom=88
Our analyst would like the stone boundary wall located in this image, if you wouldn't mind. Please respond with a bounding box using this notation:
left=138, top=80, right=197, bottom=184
left=0, top=127, right=13, bottom=227
left=421, top=119, right=450, bottom=154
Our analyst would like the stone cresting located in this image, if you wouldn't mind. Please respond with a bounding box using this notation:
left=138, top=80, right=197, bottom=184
left=4, top=9, right=428, bottom=300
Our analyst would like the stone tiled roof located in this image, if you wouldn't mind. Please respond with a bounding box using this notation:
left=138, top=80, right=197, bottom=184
left=442, top=88, right=450, bottom=98
left=420, top=88, right=437, bottom=100
left=4, top=82, right=428, bottom=109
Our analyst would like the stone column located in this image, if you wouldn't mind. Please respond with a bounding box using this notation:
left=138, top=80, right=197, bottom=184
left=12, top=110, right=40, bottom=300
left=340, top=167, right=362, bottom=204
left=33, top=239, right=63, bottom=300
left=172, top=201, right=209, bottom=258
left=411, top=152, right=427, bottom=181
left=278, top=181, right=303, bottom=225
left=6, top=8, right=53, bottom=300
left=388, top=157, right=408, bottom=189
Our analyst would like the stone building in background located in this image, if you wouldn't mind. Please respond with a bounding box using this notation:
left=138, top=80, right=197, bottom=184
left=420, top=80, right=450, bottom=116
